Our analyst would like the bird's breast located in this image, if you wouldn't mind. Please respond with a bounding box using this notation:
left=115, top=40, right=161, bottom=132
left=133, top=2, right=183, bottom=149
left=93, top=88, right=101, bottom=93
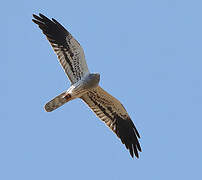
left=67, top=73, right=100, bottom=98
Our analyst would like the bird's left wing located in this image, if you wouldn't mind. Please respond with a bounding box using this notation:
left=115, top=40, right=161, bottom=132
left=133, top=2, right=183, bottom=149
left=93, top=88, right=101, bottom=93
left=32, top=13, right=89, bottom=84
left=80, top=86, right=141, bottom=158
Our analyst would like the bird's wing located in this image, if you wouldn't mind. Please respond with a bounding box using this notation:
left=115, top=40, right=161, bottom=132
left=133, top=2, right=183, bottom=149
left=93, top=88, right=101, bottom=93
left=80, top=86, right=141, bottom=158
left=32, top=13, right=89, bottom=84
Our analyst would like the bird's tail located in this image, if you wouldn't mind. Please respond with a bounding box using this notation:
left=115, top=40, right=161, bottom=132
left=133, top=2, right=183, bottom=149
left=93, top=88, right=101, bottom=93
left=44, top=91, right=72, bottom=112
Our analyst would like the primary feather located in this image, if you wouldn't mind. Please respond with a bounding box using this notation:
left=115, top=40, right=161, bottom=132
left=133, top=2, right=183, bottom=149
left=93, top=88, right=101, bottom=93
left=81, top=86, right=141, bottom=158
left=33, top=13, right=141, bottom=158
left=32, top=13, right=89, bottom=83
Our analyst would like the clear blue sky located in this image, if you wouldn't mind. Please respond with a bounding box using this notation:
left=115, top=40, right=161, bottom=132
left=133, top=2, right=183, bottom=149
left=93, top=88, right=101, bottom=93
left=2, top=0, right=202, bottom=179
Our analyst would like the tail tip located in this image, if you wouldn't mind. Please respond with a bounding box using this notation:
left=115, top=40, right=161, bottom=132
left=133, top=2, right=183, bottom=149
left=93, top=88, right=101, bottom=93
left=44, top=104, right=53, bottom=112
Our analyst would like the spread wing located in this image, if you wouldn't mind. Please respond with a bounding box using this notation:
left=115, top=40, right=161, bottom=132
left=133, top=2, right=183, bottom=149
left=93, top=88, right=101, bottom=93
left=32, top=13, right=89, bottom=84
left=81, top=86, right=141, bottom=158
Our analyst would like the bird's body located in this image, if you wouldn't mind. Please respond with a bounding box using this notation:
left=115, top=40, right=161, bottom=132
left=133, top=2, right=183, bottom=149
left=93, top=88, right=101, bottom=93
left=69, top=73, right=100, bottom=96
left=45, top=73, right=100, bottom=112
left=32, top=13, right=141, bottom=158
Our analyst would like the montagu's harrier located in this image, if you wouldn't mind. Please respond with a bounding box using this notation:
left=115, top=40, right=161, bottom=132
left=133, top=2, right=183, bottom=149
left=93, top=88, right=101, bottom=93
left=32, top=13, right=141, bottom=158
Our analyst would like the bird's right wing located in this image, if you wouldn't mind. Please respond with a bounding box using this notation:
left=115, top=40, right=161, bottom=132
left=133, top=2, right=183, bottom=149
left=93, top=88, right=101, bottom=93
left=81, top=86, right=141, bottom=158
left=32, top=13, right=89, bottom=84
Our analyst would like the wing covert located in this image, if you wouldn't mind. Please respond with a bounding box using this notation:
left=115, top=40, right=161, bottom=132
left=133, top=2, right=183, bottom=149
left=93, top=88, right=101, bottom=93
left=81, top=86, right=141, bottom=158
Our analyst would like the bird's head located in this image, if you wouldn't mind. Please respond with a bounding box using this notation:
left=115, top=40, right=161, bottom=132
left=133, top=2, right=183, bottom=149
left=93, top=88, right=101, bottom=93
left=93, top=73, right=100, bottom=82
left=87, top=73, right=100, bottom=88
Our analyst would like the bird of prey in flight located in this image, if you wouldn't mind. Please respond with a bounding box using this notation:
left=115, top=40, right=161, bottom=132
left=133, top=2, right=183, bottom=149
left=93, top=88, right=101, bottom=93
left=32, top=13, right=141, bottom=158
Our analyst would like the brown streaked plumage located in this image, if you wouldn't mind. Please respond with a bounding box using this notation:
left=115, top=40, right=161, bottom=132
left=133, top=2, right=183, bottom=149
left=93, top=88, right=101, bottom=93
left=81, top=86, right=141, bottom=158
left=33, top=13, right=141, bottom=158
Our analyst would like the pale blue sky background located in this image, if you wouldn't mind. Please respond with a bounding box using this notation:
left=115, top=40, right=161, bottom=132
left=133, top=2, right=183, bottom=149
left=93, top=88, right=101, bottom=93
left=2, top=0, right=202, bottom=179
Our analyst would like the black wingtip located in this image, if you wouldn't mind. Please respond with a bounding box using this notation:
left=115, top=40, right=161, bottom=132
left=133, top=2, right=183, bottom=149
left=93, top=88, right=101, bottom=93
left=134, top=146, right=139, bottom=158
left=118, top=118, right=141, bottom=159
left=32, top=13, right=51, bottom=22
left=52, top=18, right=59, bottom=24
left=39, top=13, right=47, bottom=19
left=32, top=13, right=37, bottom=18
left=32, top=14, right=42, bottom=24
left=32, top=19, right=37, bottom=24
left=32, top=14, right=41, bottom=20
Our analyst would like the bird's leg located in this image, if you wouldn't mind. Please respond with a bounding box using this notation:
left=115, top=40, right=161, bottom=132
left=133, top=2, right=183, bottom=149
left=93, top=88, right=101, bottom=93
left=63, top=93, right=72, bottom=101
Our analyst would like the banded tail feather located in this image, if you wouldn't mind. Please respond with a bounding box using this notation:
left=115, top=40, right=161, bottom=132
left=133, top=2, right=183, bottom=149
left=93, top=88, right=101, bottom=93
left=33, top=13, right=142, bottom=158
left=44, top=92, right=71, bottom=112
